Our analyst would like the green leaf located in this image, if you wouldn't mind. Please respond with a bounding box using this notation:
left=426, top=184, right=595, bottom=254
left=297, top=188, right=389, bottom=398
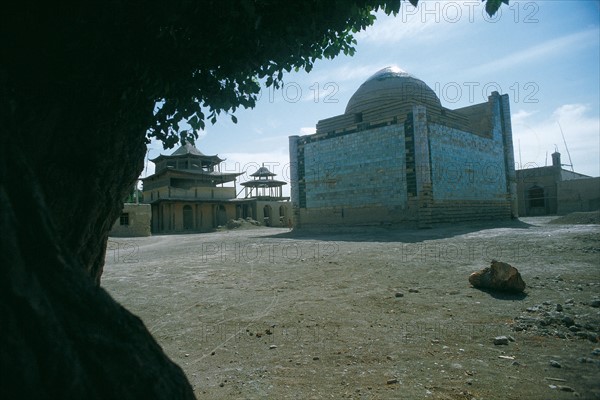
left=485, top=0, right=505, bottom=16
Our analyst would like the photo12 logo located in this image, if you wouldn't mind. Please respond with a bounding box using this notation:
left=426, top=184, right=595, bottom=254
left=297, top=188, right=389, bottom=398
left=256, top=81, right=340, bottom=104
left=433, top=81, right=539, bottom=104
left=401, top=1, right=540, bottom=24
left=200, top=241, right=340, bottom=264
left=106, top=240, right=140, bottom=263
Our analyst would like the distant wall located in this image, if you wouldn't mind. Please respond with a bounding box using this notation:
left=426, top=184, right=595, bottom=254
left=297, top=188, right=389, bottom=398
left=557, top=177, right=600, bottom=214
left=109, top=203, right=151, bottom=237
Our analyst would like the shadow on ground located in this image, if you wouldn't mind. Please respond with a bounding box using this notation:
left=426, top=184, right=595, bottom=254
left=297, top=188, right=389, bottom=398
left=257, top=218, right=534, bottom=244
left=470, top=287, right=529, bottom=300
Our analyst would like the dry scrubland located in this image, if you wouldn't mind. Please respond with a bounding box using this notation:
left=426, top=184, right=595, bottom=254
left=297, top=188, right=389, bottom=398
left=104, top=214, right=600, bottom=399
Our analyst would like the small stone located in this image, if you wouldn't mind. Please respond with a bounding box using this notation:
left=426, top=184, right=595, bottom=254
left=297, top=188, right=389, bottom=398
left=494, top=336, right=509, bottom=345
left=508, top=335, right=516, bottom=342
left=395, top=292, right=404, bottom=298
left=590, top=299, right=600, bottom=308
left=269, top=345, right=277, bottom=349
left=587, top=333, right=598, bottom=343
left=386, top=378, right=399, bottom=385
left=569, top=326, right=581, bottom=332
left=556, top=304, right=563, bottom=312
left=408, top=288, right=419, bottom=293
left=591, top=348, right=600, bottom=356
left=219, top=383, right=224, bottom=387
left=558, top=385, right=575, bottom=392
left=512, top=361, right=521, bottom=366
left=550, top=360, right=562, bottom=368
left=566, top=298, right=574, bottom=304
left=313, top=356, right=320, bottom=360
left=562, top=316, right=575, bottom=327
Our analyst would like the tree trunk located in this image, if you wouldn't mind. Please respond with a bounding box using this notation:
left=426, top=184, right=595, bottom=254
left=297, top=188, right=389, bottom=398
left=0, top=143, right=194, bottom=397
left=0, top=41, right=195, bottom=398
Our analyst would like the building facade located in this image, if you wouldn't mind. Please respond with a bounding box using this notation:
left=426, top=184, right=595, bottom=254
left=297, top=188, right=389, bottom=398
left=235, top=165, right=291, bottom=227
left=141, top=142, right=242, bottom=233
left=109, top=203, right=152, bottom=237
left=289, top=66, right=517, bottom=229
left=516, top=152, right=598, bottom=216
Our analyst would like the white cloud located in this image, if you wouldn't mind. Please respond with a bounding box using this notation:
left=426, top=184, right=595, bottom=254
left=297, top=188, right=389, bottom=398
left=467, top=28, right=599, bottom=75
left=513, top=104, right=600, bottom=177
left=356, top=6, right=444, bottom=44
left=299, top=127, right=316, bottom=135
left=309, top=62, right=387, bottom=84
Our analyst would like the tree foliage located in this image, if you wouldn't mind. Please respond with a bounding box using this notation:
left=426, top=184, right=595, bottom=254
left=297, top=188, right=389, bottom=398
left=4, top=1, right=506, bottom=150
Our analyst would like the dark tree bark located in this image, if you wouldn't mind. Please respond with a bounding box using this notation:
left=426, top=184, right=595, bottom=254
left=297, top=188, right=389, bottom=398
left=0, top=5, right=194, bottom=394
left=0, top=135, right=195, bottom=398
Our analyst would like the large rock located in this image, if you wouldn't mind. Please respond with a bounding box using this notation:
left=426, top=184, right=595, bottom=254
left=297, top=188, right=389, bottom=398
left=469, top=260, right=526, bottom=293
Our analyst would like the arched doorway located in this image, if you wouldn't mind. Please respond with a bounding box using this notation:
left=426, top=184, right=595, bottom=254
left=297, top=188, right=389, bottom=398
left=527, top=186, right=546, bottom=215
left=183, top=205, right=193, bottom=230
left=279, top=205, right=286, bottom=226
left=263, top=205, right=272, bottom=226
left=217, top=204, right=227, bottom=226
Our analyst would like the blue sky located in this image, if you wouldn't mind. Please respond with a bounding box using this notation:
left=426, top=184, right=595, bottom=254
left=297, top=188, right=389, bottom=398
left=144, top=1, right=600, bottom=196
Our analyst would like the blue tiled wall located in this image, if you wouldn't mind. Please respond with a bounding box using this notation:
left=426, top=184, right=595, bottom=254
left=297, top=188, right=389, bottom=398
left=428, top=116, right=507, bottom=200
left=303, top=126, right=407, bottom=208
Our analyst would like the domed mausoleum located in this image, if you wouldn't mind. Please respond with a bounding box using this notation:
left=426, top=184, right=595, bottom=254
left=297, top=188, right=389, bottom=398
left=289, top=66, right=517, bottom=228
left=345, top=66, right=441, bottom=114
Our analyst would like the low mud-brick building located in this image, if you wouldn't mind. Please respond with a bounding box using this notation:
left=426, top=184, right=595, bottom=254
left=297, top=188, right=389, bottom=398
left=289, top=66, right=517, bottom=229
left=142, top=142, right=242, bottom=233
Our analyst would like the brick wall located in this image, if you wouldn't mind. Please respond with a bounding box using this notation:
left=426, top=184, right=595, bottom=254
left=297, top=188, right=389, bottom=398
left=109, top=203, right=151, bottom=237
left=557, top=177, right=600, bottom=214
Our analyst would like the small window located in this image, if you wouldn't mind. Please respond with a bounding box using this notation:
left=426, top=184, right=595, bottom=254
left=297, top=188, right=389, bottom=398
left=120, top=213, right=130, bottom=226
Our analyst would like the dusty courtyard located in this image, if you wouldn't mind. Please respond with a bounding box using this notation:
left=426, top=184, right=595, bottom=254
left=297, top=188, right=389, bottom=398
left=103, top=215, right=600, bottom=399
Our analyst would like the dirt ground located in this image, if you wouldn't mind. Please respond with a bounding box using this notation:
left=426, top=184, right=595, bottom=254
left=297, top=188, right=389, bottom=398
left=103, top=215, right=600, bottom=399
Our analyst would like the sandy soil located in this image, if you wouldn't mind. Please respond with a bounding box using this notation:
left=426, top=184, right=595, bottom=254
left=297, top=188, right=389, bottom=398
left=103, top=215, right=600, bottom=399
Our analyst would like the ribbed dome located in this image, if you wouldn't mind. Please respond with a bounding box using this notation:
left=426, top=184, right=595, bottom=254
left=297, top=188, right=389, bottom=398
left=345, top=66, right=441, bottom=114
